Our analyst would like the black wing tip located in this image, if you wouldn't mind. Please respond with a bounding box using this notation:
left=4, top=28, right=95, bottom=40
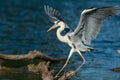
left=97, top=6, right=119, bottom=10
left=98, top=6, right=120, bottom=15
left=44, top=5, right=52, bottom=16
left=111, top=6, right=120, bottom=15
left=44, top=5, right=47, bottom=14
left=44, top=5, right=64, bottom=23
left=44, top=5, right=48, bottom=12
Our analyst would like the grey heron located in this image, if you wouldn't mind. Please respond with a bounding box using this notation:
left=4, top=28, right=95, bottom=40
left=44, top=5, right=119, bottom=77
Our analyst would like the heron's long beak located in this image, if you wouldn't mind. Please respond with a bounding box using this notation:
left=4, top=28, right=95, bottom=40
left=47, top=24, right=57, bottom=32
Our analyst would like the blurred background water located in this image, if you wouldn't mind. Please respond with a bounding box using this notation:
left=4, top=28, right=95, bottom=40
left=0, top=0, right=120, bottom=80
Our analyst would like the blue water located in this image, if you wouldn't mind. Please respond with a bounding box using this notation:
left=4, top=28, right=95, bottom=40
left=0, top=0, right=120, bottom=80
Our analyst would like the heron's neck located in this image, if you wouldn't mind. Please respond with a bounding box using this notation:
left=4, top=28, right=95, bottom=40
left=56, top=22, right=65, bottom=42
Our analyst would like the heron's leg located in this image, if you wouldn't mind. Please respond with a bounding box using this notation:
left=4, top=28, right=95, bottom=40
left=76, top=50, right=86, bottom=71
left=55, top=48, right=74, bottom=77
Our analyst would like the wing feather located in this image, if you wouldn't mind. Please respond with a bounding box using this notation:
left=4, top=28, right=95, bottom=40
left=44, top=5, right=64, bottom=23
left=72, top=6, right=119, bottom=45
left=44, top=5, right=73, bottom=31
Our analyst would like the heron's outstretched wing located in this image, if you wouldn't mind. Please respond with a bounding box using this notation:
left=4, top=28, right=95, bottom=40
left=44, top=5, right=64, bottom=23
left=72, top=6, right=119, bottom=45
left=44, top=5, right=73, bottom=31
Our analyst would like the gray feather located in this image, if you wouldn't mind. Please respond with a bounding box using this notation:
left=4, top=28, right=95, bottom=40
left=44, top=5, right=64, bottom=23
left=73, top=6, right=119, bottom=45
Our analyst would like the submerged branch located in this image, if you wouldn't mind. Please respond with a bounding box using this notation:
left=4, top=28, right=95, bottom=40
left=28, top=61, right=76, bottom=80
left=28, top=61, right=54, bottom=80
left=58, top=70, right=76, bottom=80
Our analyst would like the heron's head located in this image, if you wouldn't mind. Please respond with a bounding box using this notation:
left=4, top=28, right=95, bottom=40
left=47, top=21, right=64, bottom=32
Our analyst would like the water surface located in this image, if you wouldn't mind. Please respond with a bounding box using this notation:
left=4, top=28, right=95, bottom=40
left=0, top=0, right=120, bottom=80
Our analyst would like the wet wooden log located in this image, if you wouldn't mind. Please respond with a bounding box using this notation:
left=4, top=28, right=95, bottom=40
left=111, top=50, right=120, bottom=72
left=0, top=50, right=66, bottom=62
left=0, top=50, right=76, bottom=80
left=112, top=67, right=120, bottom=72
